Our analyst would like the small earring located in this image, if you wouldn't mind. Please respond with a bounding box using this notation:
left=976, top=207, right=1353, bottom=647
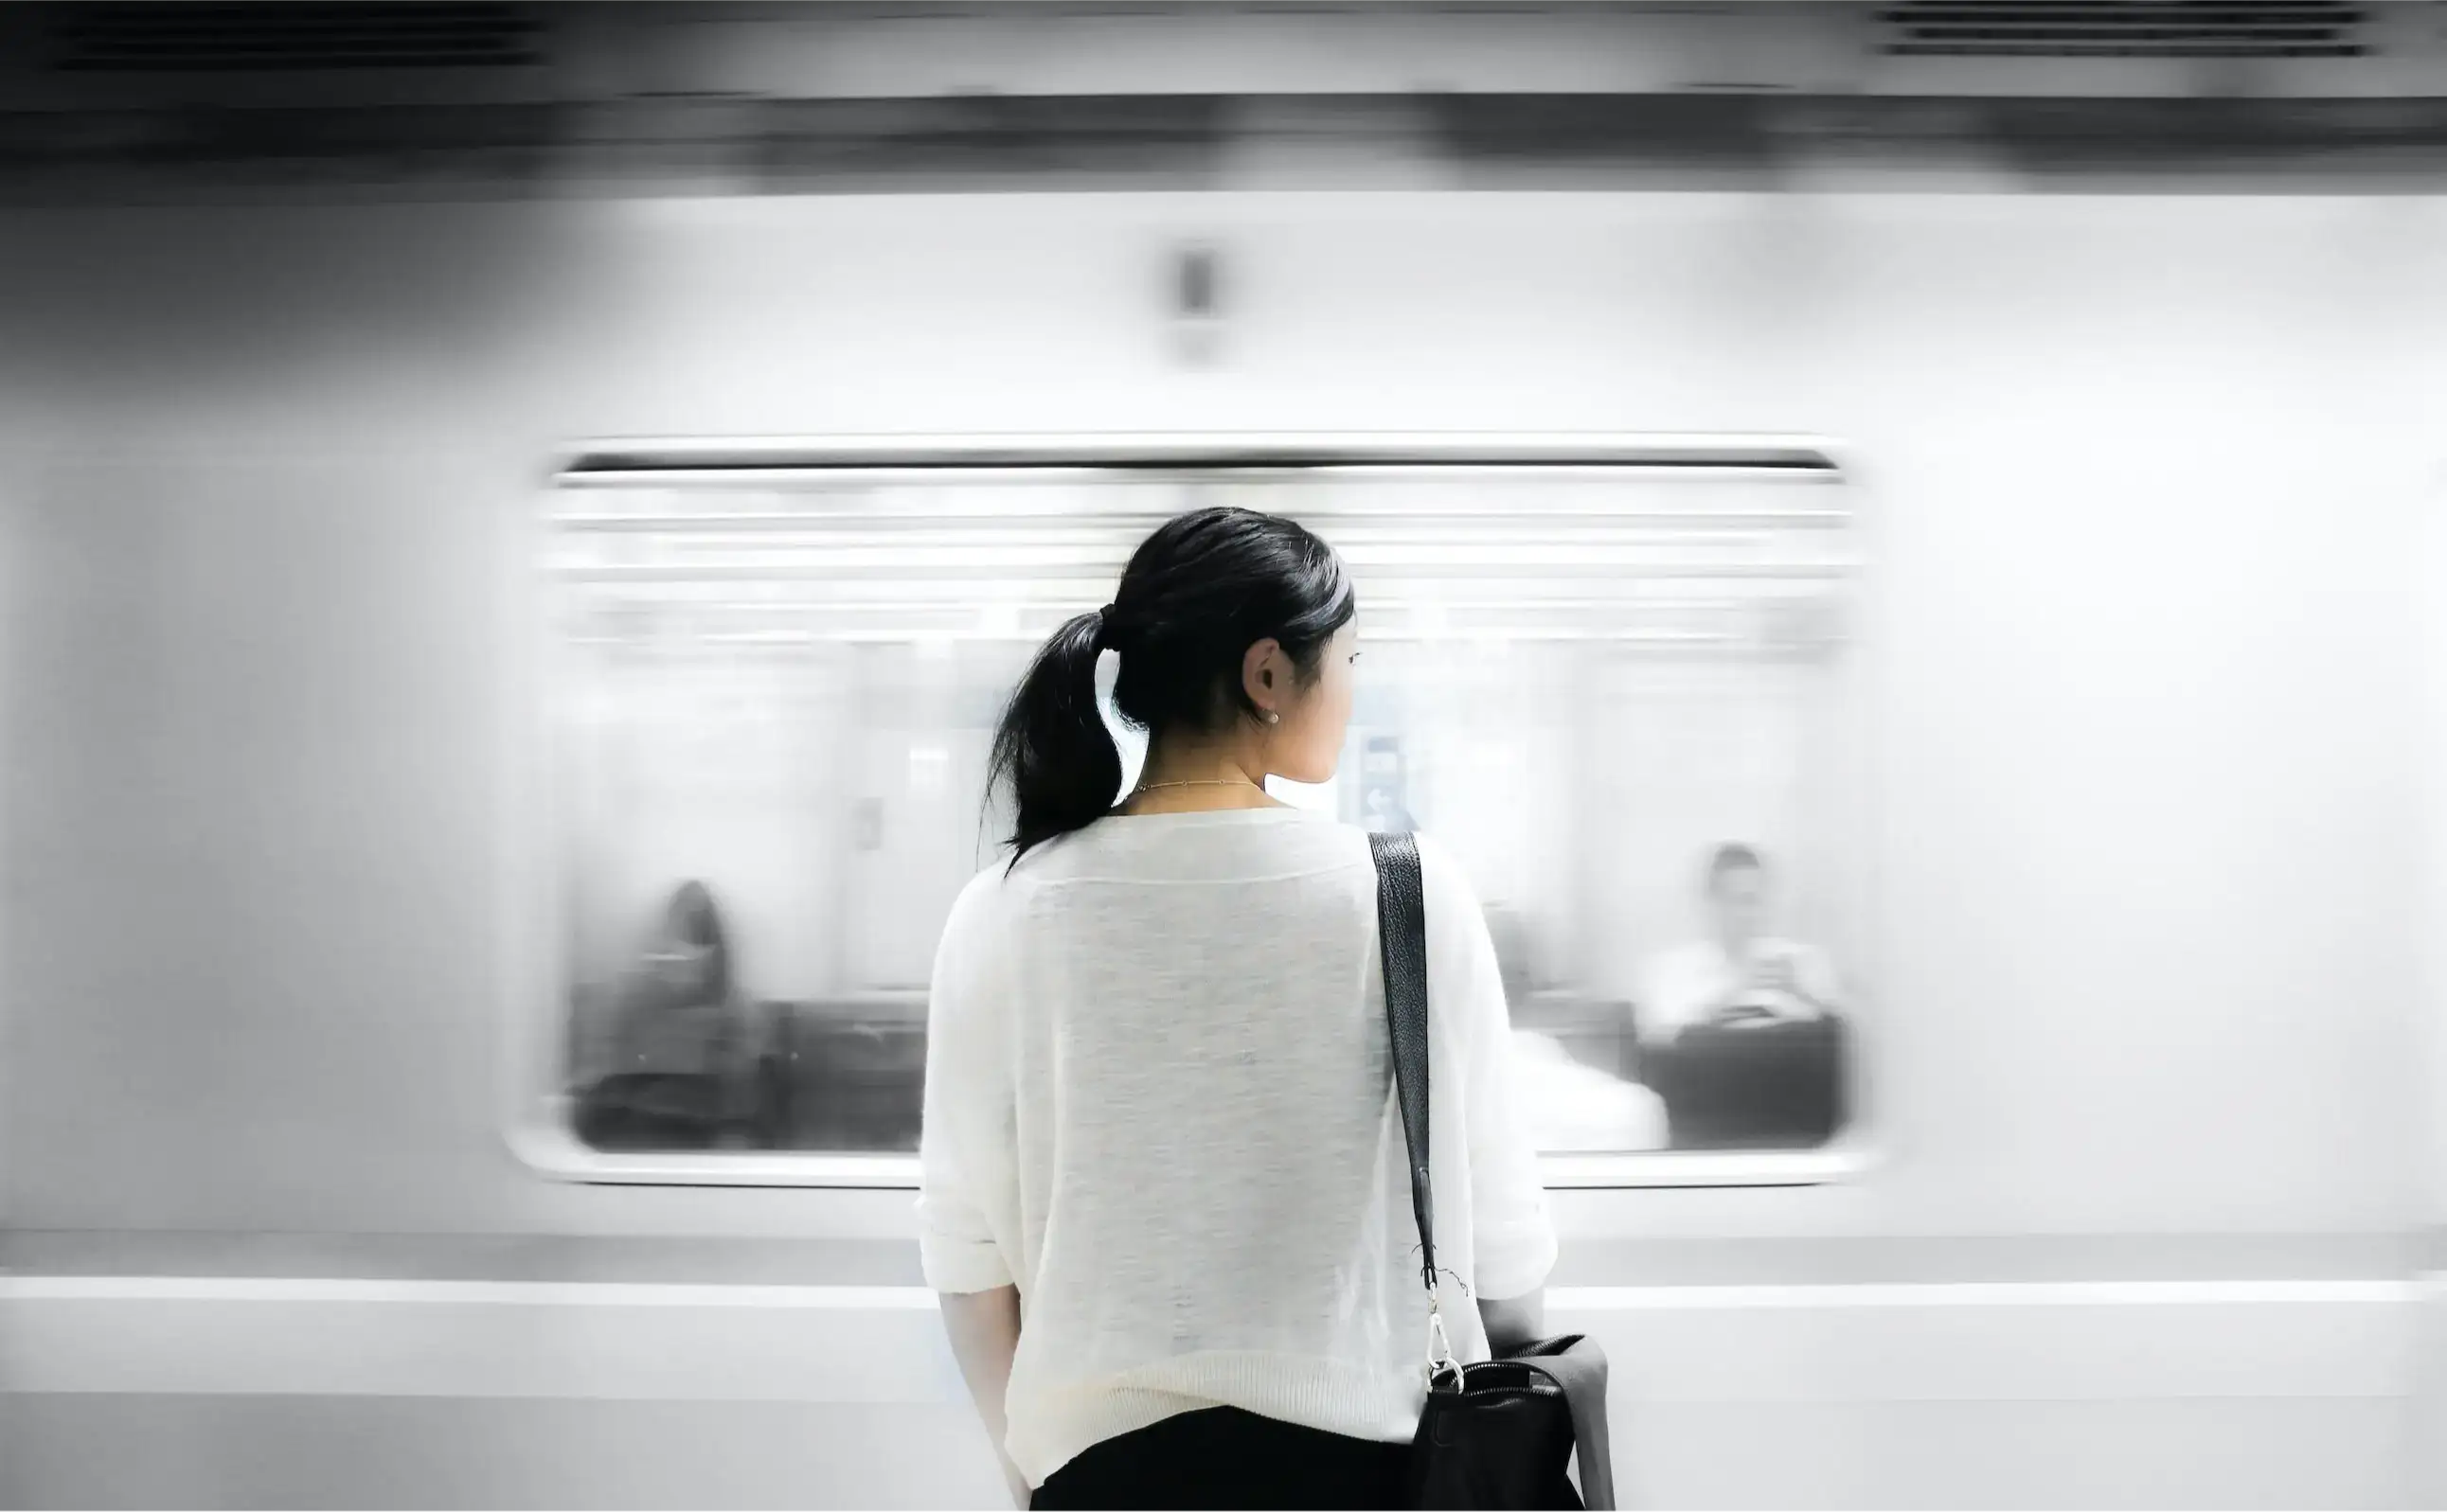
left=1263, top=710, right=1280, bottom=725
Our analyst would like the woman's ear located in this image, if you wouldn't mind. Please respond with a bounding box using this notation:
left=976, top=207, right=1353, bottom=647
left=1241, top=636, right=1283, bottom=707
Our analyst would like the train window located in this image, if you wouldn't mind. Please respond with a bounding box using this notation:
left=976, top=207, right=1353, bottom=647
left=518, top=437, right=1869, bottom=1185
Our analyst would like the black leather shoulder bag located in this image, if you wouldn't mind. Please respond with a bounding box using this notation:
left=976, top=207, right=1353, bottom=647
left=1368, top=830, right=1617, bottom=1512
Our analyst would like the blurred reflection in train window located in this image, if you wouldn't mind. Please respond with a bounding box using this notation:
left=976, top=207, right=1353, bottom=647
left=544, top=465, right=1864, bottom=1157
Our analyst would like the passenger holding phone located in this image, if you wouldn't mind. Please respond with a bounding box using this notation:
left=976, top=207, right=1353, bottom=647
left=1639, top=844, right=1842, bottom=1042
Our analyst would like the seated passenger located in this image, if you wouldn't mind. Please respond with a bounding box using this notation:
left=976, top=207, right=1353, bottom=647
left=574, top=880, right=760, bottom=1149
left=1635, top=844, right=1850, bottom=1149
left=1640, top=844, right=1844, bottom=1043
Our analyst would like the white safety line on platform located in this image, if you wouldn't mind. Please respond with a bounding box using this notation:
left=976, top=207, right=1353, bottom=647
left=0, top=1276, right=2415, bottom=1308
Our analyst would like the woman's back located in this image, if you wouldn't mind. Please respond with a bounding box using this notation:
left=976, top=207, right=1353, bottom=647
left=921, top=503, right=1556, bottom=1506
left=919, top=806, right=1557, bottom=1488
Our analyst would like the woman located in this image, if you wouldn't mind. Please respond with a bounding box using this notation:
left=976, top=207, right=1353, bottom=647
left=918, top=507, right=1559, bottom=1509
left=574, top=880, right=759, bottom=1150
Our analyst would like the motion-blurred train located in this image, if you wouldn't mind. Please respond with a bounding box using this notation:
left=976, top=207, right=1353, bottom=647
left=5, top=3, right=2447, bottom=1508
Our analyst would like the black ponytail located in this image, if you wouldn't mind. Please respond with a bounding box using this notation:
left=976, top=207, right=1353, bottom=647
left=985, top=609, right=1124, bottom=870
left=987, top=505, right=1355, bottom=869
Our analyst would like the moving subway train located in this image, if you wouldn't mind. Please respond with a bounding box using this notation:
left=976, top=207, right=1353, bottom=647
left=536, top=436, right=1865, bottom=1178
left=7, top=10, right=2447, bottom=1506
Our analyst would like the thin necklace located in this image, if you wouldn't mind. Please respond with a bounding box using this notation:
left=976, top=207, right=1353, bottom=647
left=1134, top=777, right=1265, bottom=794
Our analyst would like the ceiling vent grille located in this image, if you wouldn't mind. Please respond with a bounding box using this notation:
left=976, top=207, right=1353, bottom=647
left=1878, top=1, right=2367, bottom=60
left=45, top=3, right=545, bottom=73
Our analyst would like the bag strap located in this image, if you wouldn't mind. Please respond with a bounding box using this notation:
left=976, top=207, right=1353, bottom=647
left=1372, top=832, right=1618, bottom=1509
left=1508, top=1338, right=1618, bottom=1510
left=1367, top=832, right=1441, bottom=1302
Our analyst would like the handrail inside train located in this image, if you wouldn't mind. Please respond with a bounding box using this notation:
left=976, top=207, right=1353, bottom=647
left=554, top=432, right=1849, bottom=483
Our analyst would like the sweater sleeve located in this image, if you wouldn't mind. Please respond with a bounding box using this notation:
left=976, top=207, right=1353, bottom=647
left=916, top=870, right=1018, bottom=1295
left=1417, top=836, right=1560, bottom=1304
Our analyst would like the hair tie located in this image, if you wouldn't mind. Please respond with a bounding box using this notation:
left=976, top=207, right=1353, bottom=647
left=1094, top=603, right=1118, bottom=650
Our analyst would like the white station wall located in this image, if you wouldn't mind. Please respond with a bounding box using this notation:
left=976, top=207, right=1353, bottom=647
left=0, top=191, right=2440, bottom=1241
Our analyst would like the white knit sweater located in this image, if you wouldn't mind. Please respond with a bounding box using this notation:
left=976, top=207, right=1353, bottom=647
left=917, top=807, right=1558, bottom=1487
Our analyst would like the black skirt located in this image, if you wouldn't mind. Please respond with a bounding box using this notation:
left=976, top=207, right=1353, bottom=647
left=1030, top=1406, right=1411, bottom=1510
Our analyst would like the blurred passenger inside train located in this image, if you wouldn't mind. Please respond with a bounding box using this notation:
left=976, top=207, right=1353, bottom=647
left=1640, top=843, right=1845, bottom=1043
left=1636, top=844, right=1850, bottom=1150
left=919, top=507, right=1556, bottom=1508
left=572, top=880, right=764, bottom=1151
